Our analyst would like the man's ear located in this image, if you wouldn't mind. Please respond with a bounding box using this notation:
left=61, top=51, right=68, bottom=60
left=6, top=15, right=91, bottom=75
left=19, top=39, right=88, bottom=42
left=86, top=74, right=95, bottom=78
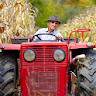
left=47, top=21, right=49, bottom=26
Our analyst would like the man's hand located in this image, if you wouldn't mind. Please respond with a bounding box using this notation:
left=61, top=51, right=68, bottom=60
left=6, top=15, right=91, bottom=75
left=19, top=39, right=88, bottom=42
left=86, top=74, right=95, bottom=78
left=56, top=35, right=62, bottom=41
left=29, top=35, right=34, bottom=42
left=56, top=35, right=65, bottom=42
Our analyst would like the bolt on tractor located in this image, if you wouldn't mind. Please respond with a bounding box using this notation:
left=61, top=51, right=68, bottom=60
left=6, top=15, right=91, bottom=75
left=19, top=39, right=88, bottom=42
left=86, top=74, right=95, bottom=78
left=0, top=28, right=95, bottom=96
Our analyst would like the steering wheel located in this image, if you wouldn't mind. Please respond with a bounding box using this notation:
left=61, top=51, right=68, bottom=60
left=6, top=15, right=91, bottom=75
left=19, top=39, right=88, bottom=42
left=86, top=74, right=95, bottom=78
left=32, top=33, right=58, bottom=42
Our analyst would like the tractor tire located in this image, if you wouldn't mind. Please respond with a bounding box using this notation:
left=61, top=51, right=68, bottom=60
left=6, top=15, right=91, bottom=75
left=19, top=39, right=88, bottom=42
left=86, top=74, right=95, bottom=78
left=76, top=50, right=96, bottom=96
left=0, top=53, right=17, bottom=96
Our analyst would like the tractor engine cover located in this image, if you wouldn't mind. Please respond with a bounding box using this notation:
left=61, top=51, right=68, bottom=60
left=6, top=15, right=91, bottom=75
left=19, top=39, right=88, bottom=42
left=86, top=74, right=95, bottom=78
left=20, top=42, right=68, bottom=96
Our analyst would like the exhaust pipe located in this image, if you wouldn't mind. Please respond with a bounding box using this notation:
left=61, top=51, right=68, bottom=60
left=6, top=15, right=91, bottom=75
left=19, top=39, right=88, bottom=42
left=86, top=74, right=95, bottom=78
left=70, top=54, right=85, bottom=70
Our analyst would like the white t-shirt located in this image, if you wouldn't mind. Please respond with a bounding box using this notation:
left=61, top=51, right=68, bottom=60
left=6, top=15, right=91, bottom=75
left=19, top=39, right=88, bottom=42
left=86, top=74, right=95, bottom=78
left=33, top=28, right=63, bottom=41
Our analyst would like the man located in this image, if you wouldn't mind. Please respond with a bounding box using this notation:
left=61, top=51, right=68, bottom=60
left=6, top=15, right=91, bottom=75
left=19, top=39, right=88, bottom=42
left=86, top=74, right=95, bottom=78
left=29, top=15, right=63, bottom=41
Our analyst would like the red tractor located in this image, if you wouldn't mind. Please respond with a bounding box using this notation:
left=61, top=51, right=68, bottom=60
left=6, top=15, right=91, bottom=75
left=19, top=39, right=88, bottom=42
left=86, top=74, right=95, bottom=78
left=0, top=28, right=95, bottom=96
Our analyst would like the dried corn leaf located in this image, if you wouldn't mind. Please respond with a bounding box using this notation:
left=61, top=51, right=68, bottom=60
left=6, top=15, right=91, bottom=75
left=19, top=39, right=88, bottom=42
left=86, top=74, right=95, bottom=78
left=0, top=0, right=38, bottom=43
left=57, top=6, right=96, bottom=42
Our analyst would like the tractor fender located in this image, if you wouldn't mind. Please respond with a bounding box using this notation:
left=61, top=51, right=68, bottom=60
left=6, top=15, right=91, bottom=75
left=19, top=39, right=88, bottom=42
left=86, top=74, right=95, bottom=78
left=0, top=44, right=21, bottom=50
left=70, top=43, right=89, bottom=49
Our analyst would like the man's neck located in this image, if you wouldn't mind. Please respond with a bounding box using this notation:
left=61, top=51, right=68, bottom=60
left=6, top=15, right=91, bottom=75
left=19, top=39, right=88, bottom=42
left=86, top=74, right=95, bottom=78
left=48, top=28, right=54, bottom=33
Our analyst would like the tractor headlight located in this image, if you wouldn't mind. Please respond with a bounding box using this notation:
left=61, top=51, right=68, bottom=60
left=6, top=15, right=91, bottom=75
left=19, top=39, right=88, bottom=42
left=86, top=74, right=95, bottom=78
left=24, top=49, right=36, bottom=62
left=53, top=49, right=65, bottom=62
left=87, top=42, right=95, bottom=47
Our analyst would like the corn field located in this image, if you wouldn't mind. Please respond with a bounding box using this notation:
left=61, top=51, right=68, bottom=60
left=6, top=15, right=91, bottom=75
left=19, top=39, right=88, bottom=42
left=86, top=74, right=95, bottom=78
left=0, top=0, right=96, bottom=43
left=0, top=0, right=38, bottom=43
left=57, top=6, right=96, bottom=43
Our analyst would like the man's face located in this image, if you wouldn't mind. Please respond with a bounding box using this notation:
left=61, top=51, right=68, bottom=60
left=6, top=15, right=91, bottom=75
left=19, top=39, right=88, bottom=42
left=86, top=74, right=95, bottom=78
left=47, top=21, right=59, bottom=32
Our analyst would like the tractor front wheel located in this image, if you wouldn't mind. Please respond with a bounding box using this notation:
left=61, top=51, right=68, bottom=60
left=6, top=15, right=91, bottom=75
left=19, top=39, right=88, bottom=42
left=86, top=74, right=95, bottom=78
left=0, top=53, right=17, bottom=96
left=76, top=50, right=96, bottom=96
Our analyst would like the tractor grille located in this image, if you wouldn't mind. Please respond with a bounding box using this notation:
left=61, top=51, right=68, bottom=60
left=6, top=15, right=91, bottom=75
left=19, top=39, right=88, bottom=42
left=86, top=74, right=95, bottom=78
left=22, top=45, right=68, bottom=66
left=32, top=46, right=55, bottom=62
left=27, top=67, right=59, bottom=96
left=20, top=43, right=68, bottom=96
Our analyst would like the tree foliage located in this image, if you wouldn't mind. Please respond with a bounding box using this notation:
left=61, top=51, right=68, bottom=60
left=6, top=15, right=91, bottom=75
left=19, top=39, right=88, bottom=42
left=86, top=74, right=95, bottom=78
left=29, top=0, right=95, bottom=28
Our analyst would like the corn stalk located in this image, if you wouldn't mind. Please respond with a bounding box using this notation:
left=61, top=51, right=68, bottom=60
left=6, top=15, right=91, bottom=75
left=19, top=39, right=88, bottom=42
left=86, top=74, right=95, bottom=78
left=57, top=6, right=96, bottom=42
left=0, top=0, right=38, bottom=43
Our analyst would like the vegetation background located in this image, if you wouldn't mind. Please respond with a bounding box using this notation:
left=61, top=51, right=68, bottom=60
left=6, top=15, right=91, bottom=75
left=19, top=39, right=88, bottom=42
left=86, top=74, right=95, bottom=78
left=1, top=0, right=96, bottom=43
left=29, top=0, right=94, bottom=28
left=29, top=0, right=96, bottom=42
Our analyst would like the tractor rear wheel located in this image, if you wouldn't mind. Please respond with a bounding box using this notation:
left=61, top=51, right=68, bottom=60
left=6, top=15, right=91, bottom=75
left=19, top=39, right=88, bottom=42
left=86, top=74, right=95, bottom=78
left=0, top=53, right=17, bottom=96
left=76, top=51, right=96, bottom=96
